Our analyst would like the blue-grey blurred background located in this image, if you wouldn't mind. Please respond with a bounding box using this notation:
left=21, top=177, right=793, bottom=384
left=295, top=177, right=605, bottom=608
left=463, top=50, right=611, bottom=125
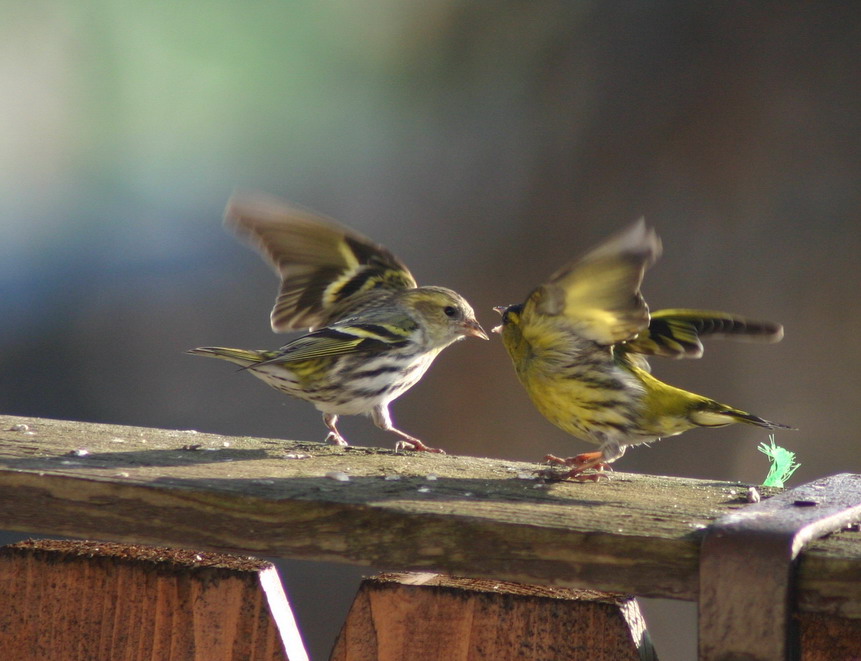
left=2, top=2, right=859, bottom=659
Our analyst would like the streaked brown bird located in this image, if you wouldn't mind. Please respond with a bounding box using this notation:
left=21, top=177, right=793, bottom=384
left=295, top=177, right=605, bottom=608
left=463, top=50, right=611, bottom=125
left=189, top=193, right=487, bottom=452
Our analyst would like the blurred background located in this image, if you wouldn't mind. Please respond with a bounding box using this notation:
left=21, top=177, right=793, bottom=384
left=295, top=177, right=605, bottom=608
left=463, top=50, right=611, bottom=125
left=2, top=2, right=859, bottom=659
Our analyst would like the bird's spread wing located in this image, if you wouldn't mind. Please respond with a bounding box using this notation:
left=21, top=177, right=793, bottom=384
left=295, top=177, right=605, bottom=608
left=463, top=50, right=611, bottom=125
left=620, top=309, right=785, bottom=359
left=226, top=192, right=418, bottom=331
left=521, top=219, right=662, bottom=345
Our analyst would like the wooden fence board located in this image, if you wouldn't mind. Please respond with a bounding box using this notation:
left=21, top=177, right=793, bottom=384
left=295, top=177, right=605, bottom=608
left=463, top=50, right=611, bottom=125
left=0, top=414, right=858, bottom=618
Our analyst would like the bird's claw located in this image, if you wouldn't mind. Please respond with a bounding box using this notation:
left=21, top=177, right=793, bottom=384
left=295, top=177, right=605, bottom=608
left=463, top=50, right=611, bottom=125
left=324, top=432, right=349, bottom=447
left=395, top=439, right=446, bottom=454
left=541, top=453, right=611, bottom=481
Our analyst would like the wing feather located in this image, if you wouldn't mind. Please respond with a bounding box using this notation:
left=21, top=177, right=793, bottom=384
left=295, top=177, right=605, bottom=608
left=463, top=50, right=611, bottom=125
left=522, top=219, right=662, bottom=345
left=225, top=192, right=417, bottom=331
left=621, top=309, right=784, bottom=359
left=253, top=324, right=411, bottom=366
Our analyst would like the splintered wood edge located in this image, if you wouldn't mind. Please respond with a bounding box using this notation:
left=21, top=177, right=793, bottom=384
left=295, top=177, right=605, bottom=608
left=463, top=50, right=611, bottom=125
left=0, top=413, right=858, bottom=618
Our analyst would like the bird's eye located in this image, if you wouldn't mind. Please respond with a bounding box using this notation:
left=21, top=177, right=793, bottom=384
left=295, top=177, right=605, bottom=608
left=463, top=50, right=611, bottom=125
left=443, top=305, right=458, bottom=318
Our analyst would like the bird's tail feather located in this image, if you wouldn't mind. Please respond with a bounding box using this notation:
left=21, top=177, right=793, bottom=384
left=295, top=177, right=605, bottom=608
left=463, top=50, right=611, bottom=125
left=727, top=409, right=795, bottom=430
left=691, top=403, right=795, bottom=431
left=186, top=347, right=268, bottom=368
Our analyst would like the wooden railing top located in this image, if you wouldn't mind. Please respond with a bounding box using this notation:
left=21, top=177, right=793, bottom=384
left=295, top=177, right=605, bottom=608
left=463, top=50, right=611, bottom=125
left=0, top=414, right=858, bottom=618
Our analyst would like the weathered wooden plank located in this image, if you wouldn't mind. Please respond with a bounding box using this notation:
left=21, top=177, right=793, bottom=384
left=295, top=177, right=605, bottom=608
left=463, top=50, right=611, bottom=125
left=0, top=414, right=858, bottom=617
left=330, top=572, right=656, bottom=661
left=0, top=539, right=308, bottom=661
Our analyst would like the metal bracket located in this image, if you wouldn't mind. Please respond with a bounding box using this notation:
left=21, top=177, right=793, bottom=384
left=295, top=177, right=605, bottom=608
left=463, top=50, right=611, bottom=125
left=698, top=473, right=861, bottom=661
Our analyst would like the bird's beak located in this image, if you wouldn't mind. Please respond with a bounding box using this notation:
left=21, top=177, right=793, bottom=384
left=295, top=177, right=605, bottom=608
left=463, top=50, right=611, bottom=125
left=491, top=305, right=507, bottom=334
left=462, top=318, right=489, bottom=340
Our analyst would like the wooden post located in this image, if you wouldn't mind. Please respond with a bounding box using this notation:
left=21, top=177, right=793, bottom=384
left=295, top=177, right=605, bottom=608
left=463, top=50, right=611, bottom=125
left=330, top=572, right=656, bottom=661
left=0, top=539, right=308, bottom=661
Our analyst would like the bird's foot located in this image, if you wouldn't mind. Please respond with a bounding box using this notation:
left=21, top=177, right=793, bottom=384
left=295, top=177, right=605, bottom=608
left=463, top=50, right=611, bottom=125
left=395, top=438, right=446, bottom=454
left=541, top=453, right=611, bottom=481
left=324, top=432, right=349, bottom=447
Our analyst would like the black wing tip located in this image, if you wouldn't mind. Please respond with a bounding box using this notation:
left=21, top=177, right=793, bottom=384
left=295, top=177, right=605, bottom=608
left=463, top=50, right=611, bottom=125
left=731, top=318, right=784, bottom=343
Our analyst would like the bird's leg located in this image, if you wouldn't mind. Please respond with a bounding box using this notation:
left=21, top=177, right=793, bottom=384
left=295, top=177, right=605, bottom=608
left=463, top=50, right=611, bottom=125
left=543, top=441, right=624, bottom=481
left=322, top=413, right=349, bottom=446
left=372, top=406, right=445, bottom=454
left=545, top=452, right=612, bottom=471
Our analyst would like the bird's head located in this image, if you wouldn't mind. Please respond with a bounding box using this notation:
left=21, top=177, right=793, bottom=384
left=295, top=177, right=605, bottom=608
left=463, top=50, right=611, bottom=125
left=406, top=286, right=488, bottom=348
left=492, top=303, right=525, bottom=353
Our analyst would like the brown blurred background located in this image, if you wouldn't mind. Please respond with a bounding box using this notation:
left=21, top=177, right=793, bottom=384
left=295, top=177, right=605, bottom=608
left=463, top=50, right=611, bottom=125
left=2, top=2, right=859, bottom=659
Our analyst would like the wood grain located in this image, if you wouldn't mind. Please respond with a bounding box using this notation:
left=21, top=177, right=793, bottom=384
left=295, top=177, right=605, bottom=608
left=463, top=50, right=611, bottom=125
left=798, top=613, right=861, bottom=661
left=330, top=572, right=656, bottom=661
left=0, top=539, right=308, bottom=661
left=0, top=414, right=858, bottom=618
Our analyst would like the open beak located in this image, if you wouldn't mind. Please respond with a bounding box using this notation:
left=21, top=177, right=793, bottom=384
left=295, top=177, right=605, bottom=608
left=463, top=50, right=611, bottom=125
left=462, top=318, right=489, bottom=340
left=491, top=305, right=507, bottom=334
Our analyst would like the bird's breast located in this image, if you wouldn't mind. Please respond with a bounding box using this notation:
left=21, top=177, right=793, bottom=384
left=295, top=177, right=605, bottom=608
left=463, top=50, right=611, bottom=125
left=516, top=345, right=648, bottom=444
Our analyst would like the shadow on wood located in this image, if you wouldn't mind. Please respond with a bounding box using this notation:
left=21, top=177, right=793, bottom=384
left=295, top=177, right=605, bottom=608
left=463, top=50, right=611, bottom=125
left=330, top=572, right=657, bottom=661
left=0, top=539, right=308, bottom=661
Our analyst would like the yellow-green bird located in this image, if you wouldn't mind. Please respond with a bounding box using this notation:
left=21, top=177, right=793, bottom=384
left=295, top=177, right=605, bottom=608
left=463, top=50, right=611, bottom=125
left=493, top=219, right=791, bottom=479
left=189, top=193, right=487, bottom=453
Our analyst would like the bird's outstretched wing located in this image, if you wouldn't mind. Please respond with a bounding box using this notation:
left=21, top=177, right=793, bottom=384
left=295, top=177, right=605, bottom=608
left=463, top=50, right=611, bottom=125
left=620, top=309, right=784, bottom=359
left=226, top=192, right=418, bottom=331
left=521, top=219, right=662, bottom=345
